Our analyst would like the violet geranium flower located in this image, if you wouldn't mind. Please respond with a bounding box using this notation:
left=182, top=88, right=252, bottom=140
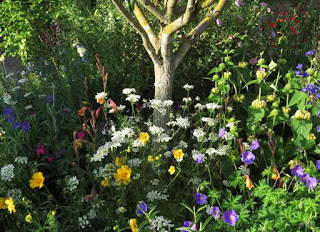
left=223, top=210, right=239, bottom=226
left=241, top=151, right=255, bottom=165
left=291, top=165, right=304, bottom=177
left=194, top=193, right=207, bottom=205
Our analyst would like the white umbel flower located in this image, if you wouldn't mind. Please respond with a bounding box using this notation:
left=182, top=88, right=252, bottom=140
left=1, top=164, right=15, bottom=181
left=125, top=94, right=140, bottom=103
left=122, top=88, right=136, bottom=95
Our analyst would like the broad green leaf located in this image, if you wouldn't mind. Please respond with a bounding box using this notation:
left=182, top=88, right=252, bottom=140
left=288, top=91, right=308, bottom=107
left=290, top=118, right=312, bottom=138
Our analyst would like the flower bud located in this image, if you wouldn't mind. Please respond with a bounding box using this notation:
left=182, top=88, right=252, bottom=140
left=219, top=63, right=226, bottom=69
left=258, top=58, right=265, bottom=65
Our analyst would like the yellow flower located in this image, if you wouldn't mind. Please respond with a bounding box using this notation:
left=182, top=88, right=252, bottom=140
left=5, top=198, right=16, bottom=214
left=113, top=165, right=132, bottom=185
left=138, top=132, right=149, bottom=144
left=294, top=110, right=311, bottom=120
left=129, top=218, right=139, bottom=232
left=307, top=133, right=316, bottom=140
left=75, top=139, right=83, bottom=149
left=29, top=172, right=45, bottom=189
left=115, top=157, right=126, bottom=167
left=155, top=156, right=160, bottom=161
left=173, top=149, right=184, bottom=162
left=0, top=197, right=7, bottom=209
left=252, top=99, right=267, bottom=109
left=25, top=213, right=32, bottom=223
left=101, top=177, right=110, bottom=187
left=78, top=106, right=87, bottom=116
left=168, top=166, right=175, bottom=175
left=52, top=210, right=56, bottom=216
left=147, top=155, right=153, bottom=162
left=244, top=175, right=254, bottom=190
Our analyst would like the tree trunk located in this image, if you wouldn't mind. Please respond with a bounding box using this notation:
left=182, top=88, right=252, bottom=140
left=153, top=60, right=175, bottom=128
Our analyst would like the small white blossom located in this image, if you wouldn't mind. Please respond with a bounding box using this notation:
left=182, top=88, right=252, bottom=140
left=125, top=94, right=140, bottom=103
left=193, top=128, right=206, bottom=140
left=25, top=105, right=33, bottom=110
left=78, top=215, right=90, bottom=229
left=146, top=190, right=169, bottom=202
left=67, top=176, right=79, bottom=191
left=24, top=92, right=32, bottom=98
left=12, top=86, right=21, bottom=92
left=15, top=156, right=28, bottom=164
left=149, top=125, right=165, bottom=135
left=201, top=117, right=216, bottom=126
left=76, top=45, right=86, bottom=57
left=239, top=165, right=251, bottom=176
left=95, top=92, right=108, bottom=102
left=206, top=103, right=221, bottom=110
left=18, top=78, right=29, bottom=84
left=195, top=103, right=206, bottom=111
left=183, top=84, right=194, bottom=91
left=222, top=180, right=229, bottom=187
left=183, top=97, right=192, bottom=103
left=151, top=216, right=174, bottom=232
left=122, top=88, right=136, bottom=95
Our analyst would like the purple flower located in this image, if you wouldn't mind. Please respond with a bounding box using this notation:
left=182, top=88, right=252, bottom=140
left=250, top=140, right=260, bottom=151
left=241, top=151, right=255, bottom=165
left=306, top=177, right=318, bottom=191
left=291, top=165, right=304, bottom=177
left=219, top=127, right=226, bottom=138
left=271, top=31, right=276, bottom=38
left=235, top=0, right=243, bottom=7
left=223, top=210, right=239, bottom=226
left=194, top=193, right=207, bottom=205
left=46, top=95, right=54, bottom=104
left=317, top=126, right=320, bottom=133
left=301, top=173, right=310, bottom=183
left=317, top=111, right=320, bottom=117
left=210, top=206, right=220, bottom=219
left=238, top=41, right=243, bottom=48
left=316, top=160, right=320, bottom=170
left=195, top=153, right=204, bottom=164
left=3, top=108, right=13, bottom=116
left=182, top=221, right=197, bottom=232
left=305, top=50, right=314, bottom=57
left=136, top=201, right=147, bottom=216
left=12, top=122, right=20, bottom=130
left=81, top=58, right=87, bottom=62
left=296, top=63, right=303, bottom=70
left=5, top=114, right=15, bottom=123
left=20, top=122, right=30, bottom=131
left=249, top=58, right=257, bottom=65
left=295, top=70, right=301, bottom=77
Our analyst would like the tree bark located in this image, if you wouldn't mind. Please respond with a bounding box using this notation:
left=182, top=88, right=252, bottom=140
left=153, top=60, right=175, bottom=128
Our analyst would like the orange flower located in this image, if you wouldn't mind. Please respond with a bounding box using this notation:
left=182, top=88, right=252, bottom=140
left=271, top=166, right=280, bottom=180
left=113, top=165, right=132, bottom=185
left=78, top=107, right=87, bottom=116
left=244, top=175, right=254, bottom=190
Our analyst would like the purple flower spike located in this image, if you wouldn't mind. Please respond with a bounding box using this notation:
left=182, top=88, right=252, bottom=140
left=291, top=165, right=304, bottom=177
left=316, top=160, right=320, bottom=170
left=306, top=177, right=318, bottom=191
left=250, top=140, right=260, bottom=151
left=223, top=210, right=239, bottom=226
left=301, top=173, right=310, bottom=183
left=136, top=201, right=148, bottom=216
left=194, top=193, right=207, bottom=205
left=219, top=127, right=226, bottom=138
left=210, top=206, right=220, bottom=220
left=241, top=151, right=255, bottom=165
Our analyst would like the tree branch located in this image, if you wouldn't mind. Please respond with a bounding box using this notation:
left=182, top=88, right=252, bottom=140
left=163, top=0, right=196, bottom=35
left=166, top=0, right=178, bottom=21
left=196, top=0, right=217, bottom=10
left=133, top=4, right=160, bottom=53
left=136, top=0, right=167, bottom=23
left=174, top=0, right=228, bottom=68
left=111, top=0, right=161, bottom=65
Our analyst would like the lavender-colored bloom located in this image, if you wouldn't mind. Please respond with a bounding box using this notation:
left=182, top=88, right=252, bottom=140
left=12, top=122, right=20, bottom=130
left=195, top=153, right=204, bottom=164
left=241, top=151, right=255, bottom=165
left=301, top=173, right=310, bottom=183
left=302, top=88, right=307, bottom=93
left=249, top=58, right=257, bottom=65
left=238, top=41, right=242, bottom=48
left=316, top=160, right=320, bottom=170
left=194, top=193, right=207, bottom=205
left=261, top=2, right=267, bottom=7
left=223, top=210, right=239, bottom=226
left=219, top=127, right=226, bottom=138
left=82, top=58, right=87, bottom=62
left=317, top=111, right=320, bottom=117
left=271, top=31, right=276, bottom=38
left=317, top=126, right=320, bottom=133
left=305, top=50, right=314, bottom=57
left=137, top=201, right=148, bottom=216
left=250, top=140, right=260, bottom=151
left=20, top=122, right=30, bottom=131
left=182, top=221, right=197, bottom=232
left=210, top=206, right=220, bottom=219
left=235, top=0, right=243, bottom=7
left=304, top=72, right=309, bottom=77
left=306, top=177, right=318, bottom=191
left=296, top=63, right=303, bottom=70
left=291, top=165, right=304, bottom=177
left=295, top=70, right=301, bottom=77
left=5, top=114, right=15, bottom=123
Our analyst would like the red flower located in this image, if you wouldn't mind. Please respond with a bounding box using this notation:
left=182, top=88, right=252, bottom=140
left=270, top=23, right=276, bottom=28
left=290, top=16, right=295, bottom=21
left=295, top=19, right=300, bottom=24
left=281, top=12, right=285, bottom=16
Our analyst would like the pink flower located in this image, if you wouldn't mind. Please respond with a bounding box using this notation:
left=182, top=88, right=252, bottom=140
left=216, top=19, right=222, bottom=27
left=77, top=131, right=85, bottom=139
left=235, top=0, right=243, bottom=7
left=48, top=157, right=53, bottom=162
left=37, top=144, right=48, bottom=155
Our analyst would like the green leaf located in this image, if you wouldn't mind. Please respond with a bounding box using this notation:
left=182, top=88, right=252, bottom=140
left=290, top=118, right=312, bottom=138
left=288, top=91, right=308, bottom=107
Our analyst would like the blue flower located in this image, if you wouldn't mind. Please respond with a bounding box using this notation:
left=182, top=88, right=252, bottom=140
left=306, top=177, right=318, bottom=191
left=295, top=70, right=301, bottom=77
left=20, top=122, right=30, bottom=131
left=301, top=173, right=310, bottom=183
left=210, top=206, right=220, bottom=219
left=3, top=108, right=13, bottom=116
left=317, top=126, right=320, bottom=133
left=195, top=153, right=204, bottom=164
left=291, top=165, right=304, bottom=177
left=182, top=221, right=197, bottom=232
left=223, top=210, right=239, bottom=226
left=305, top=50, right=314, bottom=57
left=296, top=63, right=303, bottom=70
left=194, top=193, right=207, bottom=205
left=12, top=122, right=20, bottom=130
left=136, top=201, right=147, bottom=216
left=241, top=151, right=255, bottom=165
left=316, top=160, right=320, bottom=171
left=250, top=140, right=260, bottom=151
